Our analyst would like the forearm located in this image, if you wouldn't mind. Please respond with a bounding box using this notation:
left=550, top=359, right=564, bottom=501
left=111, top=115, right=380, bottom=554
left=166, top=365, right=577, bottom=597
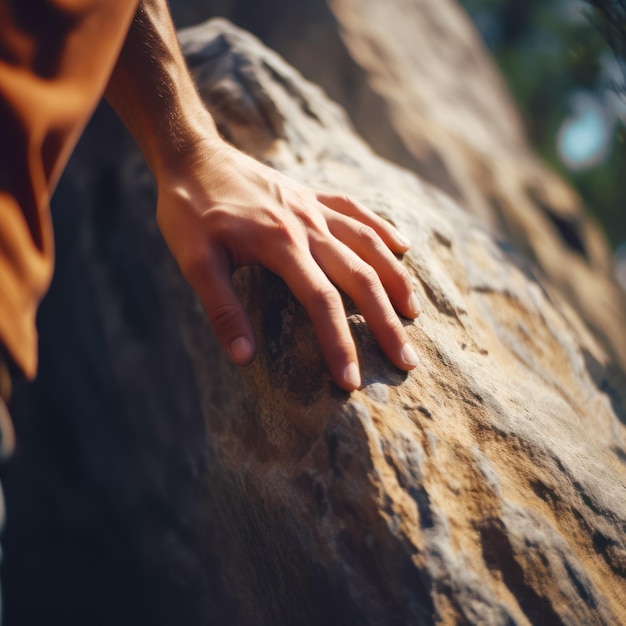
left=105, top=0, right=220, bottom=177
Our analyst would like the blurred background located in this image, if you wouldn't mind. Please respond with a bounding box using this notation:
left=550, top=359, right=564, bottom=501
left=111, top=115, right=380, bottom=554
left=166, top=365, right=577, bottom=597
left=459, top=0, right=626, bottom=284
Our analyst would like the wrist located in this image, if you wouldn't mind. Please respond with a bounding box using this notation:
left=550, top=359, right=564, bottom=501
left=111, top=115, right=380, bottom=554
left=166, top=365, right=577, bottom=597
left=147, top=105, right=225, bottom=177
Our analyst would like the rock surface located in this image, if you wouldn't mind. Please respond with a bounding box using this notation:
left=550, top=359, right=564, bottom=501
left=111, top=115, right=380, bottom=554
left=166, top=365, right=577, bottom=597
left=3, top=17, right=626, bottom=626
left=198, top=0, right=626, bottom=374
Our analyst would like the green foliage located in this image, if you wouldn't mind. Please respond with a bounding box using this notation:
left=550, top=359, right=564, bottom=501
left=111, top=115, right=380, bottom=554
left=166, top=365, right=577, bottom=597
left=585, top=0, right=626, bottom=82
left=460, top=0, right=626, bottom=249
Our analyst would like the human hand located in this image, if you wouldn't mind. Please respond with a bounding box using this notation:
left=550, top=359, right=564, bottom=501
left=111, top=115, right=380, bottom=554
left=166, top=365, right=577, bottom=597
left=156, top=138, right=420, bottom=391
left=104, top=1, right=418, bottom=390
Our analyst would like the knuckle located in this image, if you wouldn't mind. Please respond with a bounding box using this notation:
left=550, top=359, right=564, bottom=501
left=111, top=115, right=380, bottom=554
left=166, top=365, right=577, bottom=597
left=385, top=311, right=405, bottom=333
left=350, top=261, right=380, bottom=291
left=206, top=302, right=242, bottom=335
left=402, top=273, right=415, bottom=294
left=306, top=285, right=341, bottom=312
left=293, top=209, right=315, bottom=230
left=378, top=307, right=405, bottom=337
left=393, top=261, right=413, bottom=287
left=206, top=207, right=233, bottom=237
left=356, top=224, right=382, bottom=248
left=340, top=194, right=354, bottom=207
left=181, top=248, right=209, bottom=282
left=355, top=223, right=374, bottom=239
left=292, top=200, right=327, bottom=232
left=268, top=213, right=299, bottom=246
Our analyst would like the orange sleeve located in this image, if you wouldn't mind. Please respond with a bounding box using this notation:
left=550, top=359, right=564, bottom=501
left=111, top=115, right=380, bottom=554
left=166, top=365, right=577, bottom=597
left=0, top=0, right=138, bottom=377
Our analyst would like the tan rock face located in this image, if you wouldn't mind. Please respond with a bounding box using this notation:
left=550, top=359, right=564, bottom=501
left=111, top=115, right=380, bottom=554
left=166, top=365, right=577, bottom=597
left=185, top=21, right=626, bottom=624
left=205, top=0, right=626, bottom=374
left=3, top=17, right=626, bottom=626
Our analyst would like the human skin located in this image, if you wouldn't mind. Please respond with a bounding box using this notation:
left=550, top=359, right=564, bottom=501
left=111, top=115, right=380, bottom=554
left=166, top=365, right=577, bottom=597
left=105, top=0, right=421, bottom=391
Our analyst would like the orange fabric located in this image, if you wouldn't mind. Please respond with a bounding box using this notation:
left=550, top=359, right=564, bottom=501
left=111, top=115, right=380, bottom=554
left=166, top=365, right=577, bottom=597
left=0, top=0, right=138, bottom=377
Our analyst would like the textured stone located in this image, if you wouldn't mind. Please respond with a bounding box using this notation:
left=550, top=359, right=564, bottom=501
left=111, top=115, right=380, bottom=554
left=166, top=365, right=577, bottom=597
left=200, top=0, right=626, bottom=373
left=3, top=17, right=626, bottom=626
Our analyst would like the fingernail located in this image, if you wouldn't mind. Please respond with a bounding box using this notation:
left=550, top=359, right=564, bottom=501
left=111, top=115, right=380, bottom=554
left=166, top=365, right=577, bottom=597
left=395, top=231, right=411, bottom=249
left=408, top=292, right=421, bottom=317
left=343, top=362, right=361, bottom=389
left=230, top=336, right=254, bottom=365
left=401, top=343, right=419, bottom=368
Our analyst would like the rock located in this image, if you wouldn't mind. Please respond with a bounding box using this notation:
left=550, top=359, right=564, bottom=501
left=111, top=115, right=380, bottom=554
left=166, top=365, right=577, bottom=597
left=197, top=0, right=626, bottom=374
left=3, top=17, right=626, bottom=626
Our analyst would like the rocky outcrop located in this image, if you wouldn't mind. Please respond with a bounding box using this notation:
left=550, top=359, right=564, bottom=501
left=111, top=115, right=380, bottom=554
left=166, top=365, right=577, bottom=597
left=3, top=17, right=626, bottom=626
left=197, top=0, right=626, bottom=374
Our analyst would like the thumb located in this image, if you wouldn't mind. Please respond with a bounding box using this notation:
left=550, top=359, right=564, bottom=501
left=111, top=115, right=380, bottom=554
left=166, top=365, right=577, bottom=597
left=189, top=247, right=257, bottom=366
